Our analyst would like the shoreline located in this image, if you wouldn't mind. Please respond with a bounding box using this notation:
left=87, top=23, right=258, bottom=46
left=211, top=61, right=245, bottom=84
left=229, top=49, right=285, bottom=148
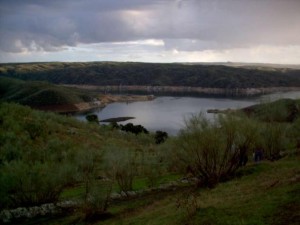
left=63, top=85, right=300, bottom=96
left=32, top=94, right=155, bottom=114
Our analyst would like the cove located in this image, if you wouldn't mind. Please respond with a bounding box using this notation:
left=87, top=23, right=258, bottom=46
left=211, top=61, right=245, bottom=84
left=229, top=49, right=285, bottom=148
left=75, top=91, right=300, bottom=135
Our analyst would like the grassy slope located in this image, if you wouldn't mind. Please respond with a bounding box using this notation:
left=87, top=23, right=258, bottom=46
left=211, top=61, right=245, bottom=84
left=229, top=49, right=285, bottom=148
left=2, top=102, right=299, bottom=225
left=38, top=156, right=299, bottom=225
left=0, top=77, right=94, bottom=107
left=103, top=157, right=299, bottom=225
left=242, top=98, right=300, bottom=122
left=1, top=62, right=300, bottom=88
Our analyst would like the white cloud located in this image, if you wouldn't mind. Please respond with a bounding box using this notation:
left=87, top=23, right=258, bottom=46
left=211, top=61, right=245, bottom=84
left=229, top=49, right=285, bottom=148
left=0, top=0, right=300, bottom=63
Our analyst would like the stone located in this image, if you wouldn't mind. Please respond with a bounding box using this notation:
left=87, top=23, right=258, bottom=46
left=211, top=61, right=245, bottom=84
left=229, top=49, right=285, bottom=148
left=126, top=191, right=137, bottom=197
left=0, top=210, right=12, bottom=223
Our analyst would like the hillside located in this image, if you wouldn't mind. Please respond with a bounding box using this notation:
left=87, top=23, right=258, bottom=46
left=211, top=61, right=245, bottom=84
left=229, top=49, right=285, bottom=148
left=1, top=62, right=300, bottom=89
left=242, top=98, right=300, bottom=123
left=0, top=77, right=98, bottom=112
left=0, top=102, right=299, bottom=224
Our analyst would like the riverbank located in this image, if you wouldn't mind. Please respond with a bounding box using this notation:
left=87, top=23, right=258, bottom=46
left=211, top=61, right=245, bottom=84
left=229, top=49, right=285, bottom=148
left=98, top=94, right=155, bottom=106
left=63, top=85, right=300, bottom=96
left=33, top=94, right=155, bottom=114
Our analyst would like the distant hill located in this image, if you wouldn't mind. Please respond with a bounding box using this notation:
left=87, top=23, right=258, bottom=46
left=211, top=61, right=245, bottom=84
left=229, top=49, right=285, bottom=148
left=0, top=77, right=95, bottom=112
left=1, top=62, right=300, bottom=88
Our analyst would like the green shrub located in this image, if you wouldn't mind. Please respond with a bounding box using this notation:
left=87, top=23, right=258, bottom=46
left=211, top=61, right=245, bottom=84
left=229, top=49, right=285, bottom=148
left=174, top=113, right=258, bottom=187
left=104, top=146, right=138, bottom=192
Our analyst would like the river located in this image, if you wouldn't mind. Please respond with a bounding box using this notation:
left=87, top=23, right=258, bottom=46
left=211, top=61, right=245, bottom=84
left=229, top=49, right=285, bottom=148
left=75, top=91, right=300, bottom=135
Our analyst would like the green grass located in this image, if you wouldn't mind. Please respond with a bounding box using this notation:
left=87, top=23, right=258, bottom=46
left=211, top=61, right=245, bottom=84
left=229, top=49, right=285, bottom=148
left=2, top=101, right=300, bottom=225
left=0, top=77, right=95, bottom=107
left=33, top=155, right=300, bottom=225
left=61, top=173, right=182, bottom=201
left=104, top=157, right=299, bottom=225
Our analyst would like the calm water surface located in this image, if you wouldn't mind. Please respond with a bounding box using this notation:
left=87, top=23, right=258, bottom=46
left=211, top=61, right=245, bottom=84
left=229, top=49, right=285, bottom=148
left=75, top=92, right=300, bottom=135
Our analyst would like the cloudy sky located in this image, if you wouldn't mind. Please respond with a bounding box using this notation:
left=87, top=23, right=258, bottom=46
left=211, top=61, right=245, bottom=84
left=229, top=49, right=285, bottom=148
left=0, top=0, right=300, bottom=64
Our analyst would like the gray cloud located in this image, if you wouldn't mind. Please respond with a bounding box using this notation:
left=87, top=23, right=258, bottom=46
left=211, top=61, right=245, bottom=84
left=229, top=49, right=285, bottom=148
left=0, top=0, right=299, bottom=53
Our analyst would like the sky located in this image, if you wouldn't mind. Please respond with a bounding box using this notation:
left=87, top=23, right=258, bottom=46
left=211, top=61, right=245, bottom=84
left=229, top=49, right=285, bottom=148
left=0, top=0, right=300, bottom=64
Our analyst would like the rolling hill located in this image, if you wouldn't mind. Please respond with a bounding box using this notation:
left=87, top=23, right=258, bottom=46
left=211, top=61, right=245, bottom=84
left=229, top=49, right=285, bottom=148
left=0, top=77, right=96, bottom=112
left=1, top=62, right=300, bottom=89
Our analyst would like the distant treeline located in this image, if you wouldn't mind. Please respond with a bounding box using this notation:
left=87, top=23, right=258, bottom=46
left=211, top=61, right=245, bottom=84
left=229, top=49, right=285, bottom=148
left=1, top=62, right=300, bottom=88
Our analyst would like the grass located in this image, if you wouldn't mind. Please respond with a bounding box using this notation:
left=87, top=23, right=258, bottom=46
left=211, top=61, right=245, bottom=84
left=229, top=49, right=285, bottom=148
left=2, top=100, right=300, bottom=225
left=0, top=76, right=95, bottom=107
left=31, top=155, right=300, bottom=225
left=61, top=173, right=182, bottom=201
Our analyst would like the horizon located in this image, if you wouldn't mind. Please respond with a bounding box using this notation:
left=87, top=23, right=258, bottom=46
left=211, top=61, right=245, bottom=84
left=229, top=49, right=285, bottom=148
left=1, top=61, right=300, bottom=66
left=1, top=0, right=300, bottom=64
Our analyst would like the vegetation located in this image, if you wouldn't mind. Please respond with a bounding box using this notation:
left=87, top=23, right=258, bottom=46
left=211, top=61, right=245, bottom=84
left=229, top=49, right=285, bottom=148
left=1, top=62, right=300, bottom=88
left=171, top=114, right=259, bottom=187
left=0, top=103, right=161, bottom=212
left=0, top=96, right=300, bottom=224
left=154, top=131, right=168, bottom=144
left=0, top=76, right=95, bottom=107
left=242, top=98, right=300, bottom=122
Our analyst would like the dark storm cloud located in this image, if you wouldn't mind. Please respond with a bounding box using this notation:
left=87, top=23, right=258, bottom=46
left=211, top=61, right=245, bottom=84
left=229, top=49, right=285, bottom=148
left=0, top=0, right=299, bottom=53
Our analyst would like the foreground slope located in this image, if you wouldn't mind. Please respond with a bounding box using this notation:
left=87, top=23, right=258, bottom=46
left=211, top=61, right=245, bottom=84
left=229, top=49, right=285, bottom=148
left=1, top=102, right=299, bottom=225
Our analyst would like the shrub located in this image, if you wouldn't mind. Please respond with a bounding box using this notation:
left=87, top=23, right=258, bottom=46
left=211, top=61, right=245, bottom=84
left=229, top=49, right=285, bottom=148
left=0, top=161, right=73, bottom=208
left=155, top=130, right=168, bottom=144
left=104, top=147, right=138, bottom=193
left=86, top=114, right=99, bottom=123
left=120, top=123, right=149, bottom=135
left=260, top=123, right=289, bottom=160
left=174, top=113, right=258, bottom=187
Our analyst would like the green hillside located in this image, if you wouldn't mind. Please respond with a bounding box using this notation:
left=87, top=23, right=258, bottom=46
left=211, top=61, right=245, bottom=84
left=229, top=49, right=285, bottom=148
left=0, top=102, right=299, bottom=224
left=1, top=62, right=300, bottom=88
left=0, top=77, right=94, bottom=107
left=242, top=98, right=300, bottom=122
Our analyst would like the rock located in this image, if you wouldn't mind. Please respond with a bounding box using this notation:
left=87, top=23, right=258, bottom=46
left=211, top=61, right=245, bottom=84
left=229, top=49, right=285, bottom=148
left=135, top=190, right=144, bottom=196
left=57, top=200, right=78, bottom=209
left=0, top=210, right=12, bottom=223
left=110, top=193, right=121, bottom=200
left=10, top=207, right=28, bottom=219
left=40, top=203, right=56, bottom=215
left=27, top=206, right=40, bottom=218
left=120, top=191, right=127, bottom=197
left=126, top=191, right=137, bottom=197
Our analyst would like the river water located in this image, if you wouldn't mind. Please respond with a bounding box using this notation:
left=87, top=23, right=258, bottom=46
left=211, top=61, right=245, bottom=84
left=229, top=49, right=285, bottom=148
left=75, top=91, right=300, bottom=135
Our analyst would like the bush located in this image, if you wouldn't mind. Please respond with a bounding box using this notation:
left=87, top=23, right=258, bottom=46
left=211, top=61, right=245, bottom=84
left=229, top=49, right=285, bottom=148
left=155, top=131, right=168, bottom=144
left=86, top=114, right=99, bottom=123
left=260, top=123, right=289, bottom=160
left=174, top=113, right=258, bottom=187
left=104, top=147, right=138, bottom=193
left=0, top=161, right=73, bottom=208
left=120, top=123, right=149, bottom=135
